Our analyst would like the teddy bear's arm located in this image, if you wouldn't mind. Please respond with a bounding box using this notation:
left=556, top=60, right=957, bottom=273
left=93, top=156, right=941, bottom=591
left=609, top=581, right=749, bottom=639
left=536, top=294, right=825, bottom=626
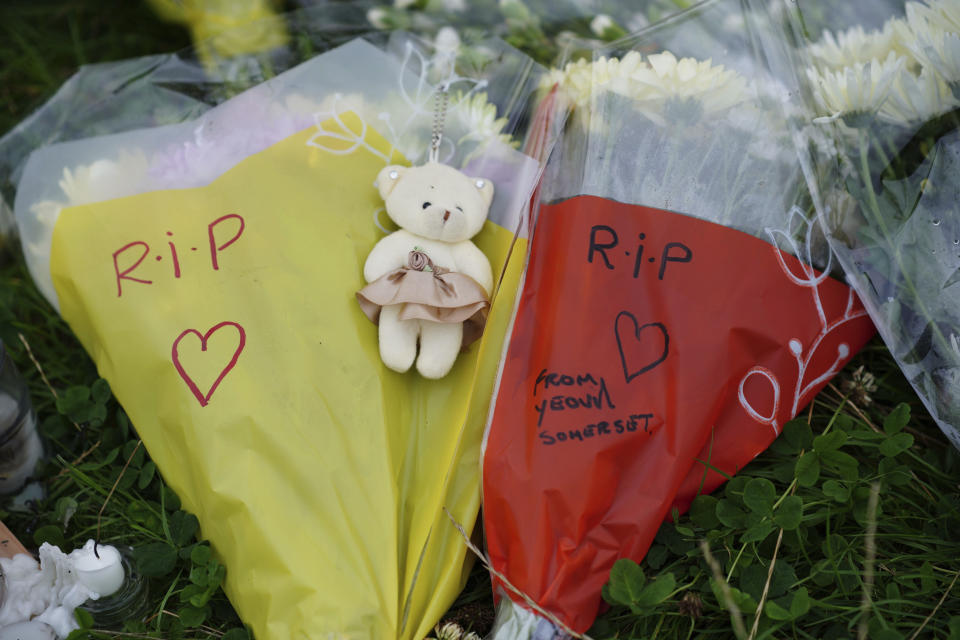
left=363, top=232, right=408, bottom=283
left=452, top=241, right=493, bottom=296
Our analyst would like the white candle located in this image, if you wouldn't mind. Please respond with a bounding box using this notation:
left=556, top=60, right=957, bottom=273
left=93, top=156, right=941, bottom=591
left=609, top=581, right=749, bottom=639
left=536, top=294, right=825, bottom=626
left=0, top=621, right=57, bottom=640
left=71, top=540, right=125, bottom=598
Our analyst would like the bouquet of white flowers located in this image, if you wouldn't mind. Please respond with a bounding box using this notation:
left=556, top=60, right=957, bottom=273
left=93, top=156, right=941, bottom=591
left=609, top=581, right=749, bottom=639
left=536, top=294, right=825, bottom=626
left=774, top=0, right=960, bottom=450
left=479, top=1, right=875, bottom=636
left=0, top=11, right=553, bottom=638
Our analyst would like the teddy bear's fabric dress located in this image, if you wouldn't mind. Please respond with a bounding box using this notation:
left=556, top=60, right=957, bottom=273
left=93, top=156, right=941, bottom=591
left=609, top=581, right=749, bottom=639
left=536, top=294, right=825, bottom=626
left=357, top=249, right=490, bottom=347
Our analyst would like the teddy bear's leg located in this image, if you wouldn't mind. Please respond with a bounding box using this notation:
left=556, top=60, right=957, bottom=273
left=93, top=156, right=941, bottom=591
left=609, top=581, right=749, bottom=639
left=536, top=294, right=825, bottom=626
left=416, top=320, right=463, bottom=379
left=379, top=304, right=419, bottom=373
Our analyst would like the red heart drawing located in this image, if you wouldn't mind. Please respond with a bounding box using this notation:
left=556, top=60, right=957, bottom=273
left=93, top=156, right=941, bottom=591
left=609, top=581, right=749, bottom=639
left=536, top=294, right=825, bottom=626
left=615, top=311, right=669, bottom=383
left=172, top=321, right=246, bottom=407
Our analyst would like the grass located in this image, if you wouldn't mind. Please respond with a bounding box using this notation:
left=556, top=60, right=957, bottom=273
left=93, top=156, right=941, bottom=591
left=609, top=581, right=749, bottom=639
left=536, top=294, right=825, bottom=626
left=1, top=1, right=959, bottom=639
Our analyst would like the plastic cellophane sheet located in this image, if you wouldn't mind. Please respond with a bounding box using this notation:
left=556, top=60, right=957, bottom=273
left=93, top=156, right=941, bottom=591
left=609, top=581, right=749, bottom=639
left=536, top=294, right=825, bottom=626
left=480, top=0, right=876, bottom=635
left=0, top=14, right=550, bottom=639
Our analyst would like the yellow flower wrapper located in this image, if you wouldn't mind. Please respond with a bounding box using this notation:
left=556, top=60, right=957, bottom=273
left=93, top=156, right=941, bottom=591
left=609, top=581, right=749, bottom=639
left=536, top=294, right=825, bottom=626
left=49, top=115, right=527, bottom=638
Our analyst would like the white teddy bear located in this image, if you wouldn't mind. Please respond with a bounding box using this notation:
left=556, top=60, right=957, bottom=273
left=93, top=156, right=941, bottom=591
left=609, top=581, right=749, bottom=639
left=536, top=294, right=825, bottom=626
left=357, top=162, right=495, bottom=379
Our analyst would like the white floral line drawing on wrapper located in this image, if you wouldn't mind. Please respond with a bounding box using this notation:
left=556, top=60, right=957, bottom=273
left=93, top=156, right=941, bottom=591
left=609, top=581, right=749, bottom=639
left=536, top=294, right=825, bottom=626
left=304, top=41, right=491, bottom=231
left=305, top=41, right=489, bottom=163
left=738, top=207, right=870, bottom=435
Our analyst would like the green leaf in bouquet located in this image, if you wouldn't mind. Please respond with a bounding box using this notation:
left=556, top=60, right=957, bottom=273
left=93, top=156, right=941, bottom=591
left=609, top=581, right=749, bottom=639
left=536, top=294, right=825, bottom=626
left=133, top=541, right=178, bottom=578
left=191, top=543, right=212, bottom=565
left=74, top=608, right=95, bottom=630
left=179, top=604, right=209, bottom=628
left=53, top=496, right=79, bottom=529
left=630, top=573, right=676, bottom=612
left=880, top=176, right=924, bottom=225
left=645, top=544, right=668, bottom=570
left=137, top=460, right=156, bottom=489
left=33, top=524, right=65, bottom=548
left=790, top=587, right=811, bottom=618
left=878, top=458, right=912, bottom=486
left=821, top=480, right=850, bottom=503
left=606, top=558, right=646, bottom=607
left=689, top=495, right=720, bottom=529
left=783, top=418, right=813, bottom=452
left=883, top=402, right=911, bottom=434
left=820, top=450, right=859, bottom=481
left=813, top=430, right=847, bottom=453
left=796, top=451, right=821, bottom=487
left=741, top=520, right=775, bottom=544
left=773, top=496, right=803, bottom=530
left=764, top=599, right=791, bottom=620
left=716, top=499, right=748, bottom=529
left=743, top=478, right=776, bottom=514
left=710, top=579, right=757, bottom=616
left=879, top=432, right=914, bottom=457
left=169, top=510, right=199, bottom=547
left=55, top=385, right=90, bottom=417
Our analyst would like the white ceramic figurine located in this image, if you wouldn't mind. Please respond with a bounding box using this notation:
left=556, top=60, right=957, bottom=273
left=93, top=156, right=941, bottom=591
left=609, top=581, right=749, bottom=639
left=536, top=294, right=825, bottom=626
left=357, top=162, right=494, bottom=378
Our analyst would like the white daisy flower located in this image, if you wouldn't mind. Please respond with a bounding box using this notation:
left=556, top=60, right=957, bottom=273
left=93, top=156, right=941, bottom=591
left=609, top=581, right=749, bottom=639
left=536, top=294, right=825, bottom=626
left=808, top=19, right=910, bottom=69
left=806, top=52, right=906, bottom=125
left=880, top=67, right=958, bottom=124
left=453, top=91, right=513, bottom=147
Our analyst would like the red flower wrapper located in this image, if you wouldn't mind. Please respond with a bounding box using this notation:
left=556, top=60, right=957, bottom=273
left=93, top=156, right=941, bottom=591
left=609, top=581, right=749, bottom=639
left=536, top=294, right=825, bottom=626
left=479, top=1, right=876, bottom=636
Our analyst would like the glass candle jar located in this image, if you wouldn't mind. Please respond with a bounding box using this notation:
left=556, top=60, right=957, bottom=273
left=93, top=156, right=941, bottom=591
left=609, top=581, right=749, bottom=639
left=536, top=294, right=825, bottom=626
left=79, top=545, right=150, bottom=627
left=0, top=341, right=43, bottom=495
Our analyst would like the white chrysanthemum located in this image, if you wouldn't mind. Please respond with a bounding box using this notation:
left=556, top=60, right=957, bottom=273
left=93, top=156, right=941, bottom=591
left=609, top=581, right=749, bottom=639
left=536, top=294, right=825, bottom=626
left=539, top=51, right=648, bottom=107
left=434, top=622, right=465, bottom=640
left=880, top=67, right=958, bottom=124
left=807, top=52, right=906, bottom=124
left=905, top=20, right=960, bottom=84
left=454, top=91, right=513, bottom=147
left=594, top=51, right=647, bottom=97
left=628, top=51, right=749, bottom=125
left=808, top=19, right=910, bottom=69
left=58, top=151, right=149, bottom=206
left=906, top=0, right=960, bottom=36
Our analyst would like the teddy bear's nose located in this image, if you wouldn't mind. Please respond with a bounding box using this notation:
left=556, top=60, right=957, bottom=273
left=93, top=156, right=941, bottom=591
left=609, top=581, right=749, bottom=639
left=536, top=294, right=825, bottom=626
left=443, top=210, right=451, bottom=222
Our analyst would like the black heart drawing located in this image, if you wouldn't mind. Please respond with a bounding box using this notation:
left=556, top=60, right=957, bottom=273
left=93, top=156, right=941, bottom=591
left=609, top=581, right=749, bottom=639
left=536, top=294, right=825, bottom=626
left=615, top=311, right=669, bottom=383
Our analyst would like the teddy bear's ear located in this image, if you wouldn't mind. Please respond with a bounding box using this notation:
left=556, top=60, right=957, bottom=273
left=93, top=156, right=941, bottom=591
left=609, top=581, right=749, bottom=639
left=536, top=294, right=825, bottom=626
left=376, top=165, right=407, bottom=200
left=473, top=176, right=495, bottom=209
